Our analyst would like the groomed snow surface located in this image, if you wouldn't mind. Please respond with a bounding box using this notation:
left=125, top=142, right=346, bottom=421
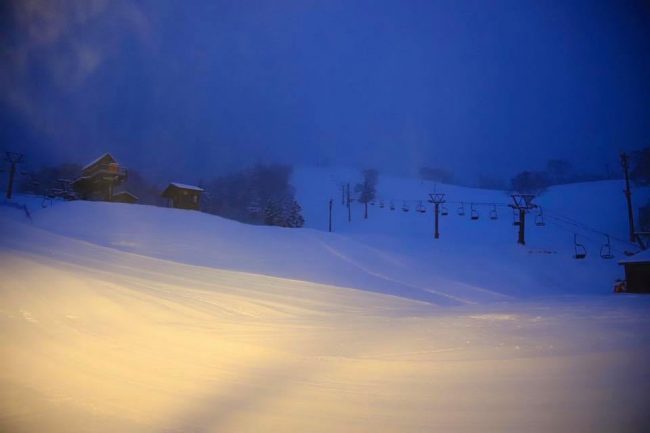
left=1, top=168, right=649, bottom=433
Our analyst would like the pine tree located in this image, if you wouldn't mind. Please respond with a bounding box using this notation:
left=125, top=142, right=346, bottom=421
left=247, top=193, right=262, bottom=221
left=264, top=199, right=283, bottom=226
left=355, top=169, right=379, bottom=219
left=286, top=200, right=305, bottom=228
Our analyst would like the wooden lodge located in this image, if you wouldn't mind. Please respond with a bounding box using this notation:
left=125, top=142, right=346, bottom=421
left=619, top=250, right=650, bottom=293
left=72, top=153, right=129, bottom=201
left=161, top=182, right=203, bottom=210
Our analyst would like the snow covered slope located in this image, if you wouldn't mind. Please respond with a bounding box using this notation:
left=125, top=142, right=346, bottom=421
left=5, top=169, right=646, bottom=306
left=1, top=205, right=650, bottom=433
left=294, top=167, right=649, bottom=296
left=1, top=170, right=649, bottom=432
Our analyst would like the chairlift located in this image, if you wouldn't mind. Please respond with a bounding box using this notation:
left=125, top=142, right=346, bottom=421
left=441, top=204, right=449, bottom=216
left=379, top=201, right=385, bottom=209
left=470, top=203, right=479, bottom=221
left=370, top=200, right=376, bottom=206
left=457, top=202, right=465, bottom=216
left=574, top=234, right=587, bottom=259
left=416, top=200, right=426, bottom=214
left=402, top=201, right=410, bottom=212
left=389, top=201, right=395, bottom=211
left=512, top=208, right=520, bottom=226
left=535, top=206, right=546, bottom=227
left=600, top=235, right=614, bottom=259
left=489, top=204, right=498, bottom=220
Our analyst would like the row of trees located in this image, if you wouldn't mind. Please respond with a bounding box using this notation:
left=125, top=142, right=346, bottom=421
left=419, top=151, right=650, bottom=195
left=201, top=164, right=304, bottom=228
left=510, top=151, right=650, bottom=195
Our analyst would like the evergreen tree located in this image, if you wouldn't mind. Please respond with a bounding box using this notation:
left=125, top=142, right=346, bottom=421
left=247, top=193, right=262, bottom=221
left=510, top=170, right=550, bottom=195
left=355, top=169, right=379, bottom=219
left=264, top=199, right=283, bottom=226
left=631, top=147, right=650, bottom=185
left=285, top=200, right=305, bottom=228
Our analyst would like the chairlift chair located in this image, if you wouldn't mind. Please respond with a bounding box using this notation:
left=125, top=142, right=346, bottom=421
left=457, top=202, right=465, bottom=216
left=470, top=203, right=479, bottom=220
left=535, top=206, right=546, bottom=227
left=489, top=204, right=498, bottom=220
left=379, top=201, right=385, bottom=208
left=441, top=204, right=449, bottom=216
left=416, top=201, right=426, bottom=213
left=389, top=201, right=395, bottom=211
left=574, top=234, right=587, bottom=259
left=600, top=235, right=614, bottom=259
left=402, top=201, right=410, bottom=212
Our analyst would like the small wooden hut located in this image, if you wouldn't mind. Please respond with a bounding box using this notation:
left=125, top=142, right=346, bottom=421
left=161, top=182, right=203, bottom=210
left=619, top=250, right=650, bottom=293
left=72, top=153, right=128, bottom=201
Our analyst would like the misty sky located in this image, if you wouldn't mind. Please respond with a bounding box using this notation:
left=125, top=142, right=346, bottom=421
left=1, top=0, right=649, bottom=182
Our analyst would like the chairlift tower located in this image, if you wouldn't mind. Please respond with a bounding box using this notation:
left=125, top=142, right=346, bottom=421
left=620, top=152, right=636, bottom=243
left=509, top=194, right=536, bottom=245
left=4, top=152, right=25, bottom=200
left=328, top=199, right=333, bottom=233
left=346, top=183, right=351, bottom=223
left=428, top=193, right=446, bottom=239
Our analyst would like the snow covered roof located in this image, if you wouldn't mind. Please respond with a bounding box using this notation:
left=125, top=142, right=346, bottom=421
left=82, top=153, right=116, bottom=171
left=167, top=182, right=204, bottom=192
left=619, top=249, right=650, bottom=264
left=162, top=182, right=205, bottom=198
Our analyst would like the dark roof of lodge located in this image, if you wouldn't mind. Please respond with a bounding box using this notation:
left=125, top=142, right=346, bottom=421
left=619, top=249, right=650, bottom=265
left=162, top=182, right=204, bottom=197
left=82, top=153, right=117, bottom=171
left=112, top=191, right=139, bottom=200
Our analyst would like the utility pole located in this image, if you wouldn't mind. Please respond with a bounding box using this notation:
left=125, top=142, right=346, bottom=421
left=4, top=152, right=25, bottom=200
left=346, top=183, right=351, bottom=223
left=328, top=199, right=333, bottom=232
left=510, top=194, right=536, bottom=245
left=364, top=200, right=368, bottom=219
left=428, top=193, right=446, bottom=239
left=620, top=152, right=636, bottom=243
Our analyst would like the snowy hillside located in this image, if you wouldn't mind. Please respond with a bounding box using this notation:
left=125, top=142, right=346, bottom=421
left=1, top=169, right=649, bottom=433
left=5, top=169, right=646, bottom=304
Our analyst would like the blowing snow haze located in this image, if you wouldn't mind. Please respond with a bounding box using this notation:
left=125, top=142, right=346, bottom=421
left=1, top=1, right=650, bottom=180
left=4, top=3, right=650, bottom=432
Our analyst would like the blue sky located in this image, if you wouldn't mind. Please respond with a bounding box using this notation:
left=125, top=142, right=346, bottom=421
left=1, top=0, right=649, bottom=182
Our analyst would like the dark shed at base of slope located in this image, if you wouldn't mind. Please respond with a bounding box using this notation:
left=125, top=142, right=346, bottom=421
left=619, top=250, right=650, bottom=293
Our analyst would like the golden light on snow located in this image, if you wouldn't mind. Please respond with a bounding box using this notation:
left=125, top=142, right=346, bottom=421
left=2, top=249, right=649, bottom=433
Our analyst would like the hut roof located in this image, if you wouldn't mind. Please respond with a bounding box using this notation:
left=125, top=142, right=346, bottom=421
left=112, top=191, right=139, bottom=200
left=169, top=182, right=204, bottom=191
left=162, top=182, right=204, bottom=197
left=619, top=249, right=650, bottom=265
left=82, top=153, right=117, bottom=171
